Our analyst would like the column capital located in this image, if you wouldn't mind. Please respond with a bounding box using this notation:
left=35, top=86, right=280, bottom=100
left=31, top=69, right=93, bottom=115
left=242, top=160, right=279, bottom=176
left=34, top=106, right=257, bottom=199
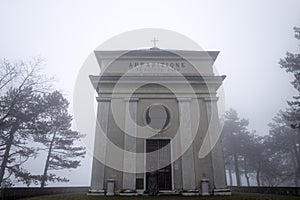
left=96, top=97, right=111, bottom=102
left=203, top=97, right=219, bottom=102
left=176, top=97, right=192, bottom=102
left=124, top=97, right=139, bottom=102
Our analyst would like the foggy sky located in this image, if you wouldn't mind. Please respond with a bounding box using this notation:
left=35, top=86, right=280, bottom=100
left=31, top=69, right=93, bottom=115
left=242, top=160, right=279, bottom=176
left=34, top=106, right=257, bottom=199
left=0, top=0, right=300, bottom=186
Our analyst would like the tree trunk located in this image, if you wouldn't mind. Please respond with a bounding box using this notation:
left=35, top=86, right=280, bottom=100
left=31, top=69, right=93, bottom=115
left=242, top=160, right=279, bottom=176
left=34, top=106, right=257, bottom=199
left=0, top=122, right=18, bottom=184
left=256, top=170, right=260, bottom=186
left=291, top=159, right=298, bottom=187
left=228, top=161, right=233, bottom=186
left=291, top=143, right=299, bottom=187
left=294, top=173, right=299, bottom=187
left=255, top=159, right=261, bottom=186
left=41, top=132, right=56, bottom=188
left=233, top=154, right=241, bottom=186
left=244, top=157, right=250, bottom=186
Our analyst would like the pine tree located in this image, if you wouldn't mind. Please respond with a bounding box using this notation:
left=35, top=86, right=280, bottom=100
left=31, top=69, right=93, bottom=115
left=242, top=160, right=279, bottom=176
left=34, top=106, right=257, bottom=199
left=222, top=108, right=250, bottom=186
left=32, top=91, right=86, bottom=187
left=0, top=58, right=52, bottom=186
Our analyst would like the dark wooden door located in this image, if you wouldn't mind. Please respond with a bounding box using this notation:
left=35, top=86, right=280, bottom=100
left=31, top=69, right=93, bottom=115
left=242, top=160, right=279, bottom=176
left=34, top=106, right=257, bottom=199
left=146, top=139, right=172, bottom=191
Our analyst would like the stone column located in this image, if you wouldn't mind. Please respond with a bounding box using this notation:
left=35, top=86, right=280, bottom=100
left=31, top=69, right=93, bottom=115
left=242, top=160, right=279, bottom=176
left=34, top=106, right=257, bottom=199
left=122, top=98, right=138, bottom=192
left=204, top=97, right=228, bottom=194
left=89, top=97, right=110, bottom=195
left=178, top=97, right=196, bottom=191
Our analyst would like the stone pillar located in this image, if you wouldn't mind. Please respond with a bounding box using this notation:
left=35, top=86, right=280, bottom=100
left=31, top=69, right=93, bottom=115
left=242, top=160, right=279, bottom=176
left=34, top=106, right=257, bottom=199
left=122, top=98, right=138, bottom=192
left=201, top=179, right=210, bottom=196
left=106, top=179, right=115, bottom=196
left=177, top=97, right=196, bottom=191
left=89, top=97, right=111, bottom=195
left=204, top=97, right=229, bottom=195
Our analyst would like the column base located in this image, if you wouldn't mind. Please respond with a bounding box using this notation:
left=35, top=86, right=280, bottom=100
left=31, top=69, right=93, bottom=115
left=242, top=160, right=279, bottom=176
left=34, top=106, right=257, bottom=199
left=158, top=190, right=180, bottom=195
left=181, top=190, right=199, bottom=196
left=201, top=192, right=210, bottom=196
left=213, top=188, right=231, bottom=196
left=87, top=189, right=105, bottom=196
left=106, top=192, right=115, bottom=196
left=119, top=189, right=138, bottom=196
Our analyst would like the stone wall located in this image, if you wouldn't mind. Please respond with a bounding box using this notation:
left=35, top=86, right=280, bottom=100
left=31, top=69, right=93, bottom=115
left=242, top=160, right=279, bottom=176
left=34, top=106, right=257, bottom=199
left=0, top=187, right=89, bottom=200
left=230, top=186, right=300, bottom=196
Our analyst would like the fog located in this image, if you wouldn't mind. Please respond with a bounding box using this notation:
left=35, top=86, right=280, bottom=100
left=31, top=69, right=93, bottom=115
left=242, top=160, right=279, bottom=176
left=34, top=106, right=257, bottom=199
left=0, top=0, right=299, bottom=186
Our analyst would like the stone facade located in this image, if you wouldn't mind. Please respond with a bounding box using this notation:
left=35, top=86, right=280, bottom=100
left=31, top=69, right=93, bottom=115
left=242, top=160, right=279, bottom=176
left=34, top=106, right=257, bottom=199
left=88, top=48, right=230, bottom=196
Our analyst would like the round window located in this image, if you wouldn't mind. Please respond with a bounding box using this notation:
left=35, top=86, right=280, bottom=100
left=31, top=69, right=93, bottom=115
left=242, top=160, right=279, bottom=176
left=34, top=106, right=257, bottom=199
left=146, top=105, right=170, bottom=130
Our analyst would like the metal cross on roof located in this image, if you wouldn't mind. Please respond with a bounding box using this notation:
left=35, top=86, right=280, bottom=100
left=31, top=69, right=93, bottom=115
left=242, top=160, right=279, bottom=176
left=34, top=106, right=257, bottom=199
left=151, top=37, right=159, bottom=48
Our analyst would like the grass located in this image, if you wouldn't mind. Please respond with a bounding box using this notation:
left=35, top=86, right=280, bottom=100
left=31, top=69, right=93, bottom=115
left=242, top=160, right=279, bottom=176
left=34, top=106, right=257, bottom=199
left=24, top=192, right=300, bottom=200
